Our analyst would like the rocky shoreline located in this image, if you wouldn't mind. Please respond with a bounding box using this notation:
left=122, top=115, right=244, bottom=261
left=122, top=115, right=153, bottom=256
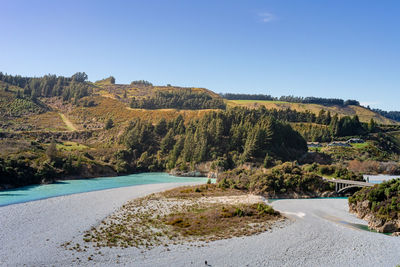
left=349, top=199, right=400, bottom=234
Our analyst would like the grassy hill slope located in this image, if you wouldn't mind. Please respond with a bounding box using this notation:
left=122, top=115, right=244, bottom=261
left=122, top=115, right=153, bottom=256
left=0, top=78, right=223, bottom=134
left=93, top=78, right=220, bottom=102
left=0, top=74, right=398, bottom=135
left=1, top=74, right=400, bottom=189
left=227, top=100, right=398, bottom=125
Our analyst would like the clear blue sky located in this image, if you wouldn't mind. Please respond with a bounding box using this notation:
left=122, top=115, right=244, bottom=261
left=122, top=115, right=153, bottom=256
left=1, top=0, right=399, bottom=110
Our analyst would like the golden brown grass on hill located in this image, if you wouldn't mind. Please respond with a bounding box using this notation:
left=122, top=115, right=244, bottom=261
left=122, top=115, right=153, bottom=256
left=2, top=78, right=398, bottom=137
left=15, top=111, right=69, bottom=132
left=67, top=96, right=217, bottom=129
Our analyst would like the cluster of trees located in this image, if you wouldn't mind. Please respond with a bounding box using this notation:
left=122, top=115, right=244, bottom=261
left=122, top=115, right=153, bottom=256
left=330, top=114, right=366, bottom=137
left=280, top=96, right=359, bottom=106
left=118, top=105, right=379, bottom=168
left=258, top=107, right=316, bottom=123
left=287, top=109, right=367, bottom=141
left=115, top=107, right=307, bottom=173
left=1, top=97, right=48, bottom=118
left=130, top=89, right=226, bottom=110
left=130, top=80, right=153, bottom=86
left=372, top=109, right=400, bottom=122
left=0, top=72, right=91, bottom=101
left=220, top=93, right=275, bottom=101
left=292, top=123, right=332, bottom=142
left=220, top=93, right=360, bottom=106
left=0, top=158, right=43, bottom=186
left=0, top=142, right=81, bottom=187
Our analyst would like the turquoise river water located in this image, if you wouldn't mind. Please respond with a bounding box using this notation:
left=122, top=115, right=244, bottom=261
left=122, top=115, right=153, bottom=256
left=0, top=173, right=397, bottom=208
left=0, top=173, right=211, bottom=207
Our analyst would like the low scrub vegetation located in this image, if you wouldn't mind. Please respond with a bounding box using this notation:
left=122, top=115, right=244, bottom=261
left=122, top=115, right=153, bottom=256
left=217, top=162, right=335, bottom=198
left=321, top=139, right=399, bottom=162
left=348, top=160, right=400, bottom=175
left=164, top=202, right=279, bottom=238
left=76, top=185, right=282, bottom=250
left=349, top=179, right=400, bottom=221
left=161, top=184, right=244, bottom=198
left=308, top=163, right=364, bottom=181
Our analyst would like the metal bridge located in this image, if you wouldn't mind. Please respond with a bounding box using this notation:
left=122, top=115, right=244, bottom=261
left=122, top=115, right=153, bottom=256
left=323, top=178, right=375, bottom=194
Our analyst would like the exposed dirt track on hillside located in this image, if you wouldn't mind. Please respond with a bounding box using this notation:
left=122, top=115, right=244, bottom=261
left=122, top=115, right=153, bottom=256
left=58, top=113, right=77, bottom=131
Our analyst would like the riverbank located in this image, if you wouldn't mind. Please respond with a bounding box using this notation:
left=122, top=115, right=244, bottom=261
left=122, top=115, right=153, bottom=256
left=1, top=184, right=399, bottom=266
left=0, top=182, right=205, bottom=266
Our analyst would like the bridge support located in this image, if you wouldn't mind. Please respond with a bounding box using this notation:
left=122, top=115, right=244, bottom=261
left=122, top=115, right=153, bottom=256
left=335, top=182, right=345, bottom=193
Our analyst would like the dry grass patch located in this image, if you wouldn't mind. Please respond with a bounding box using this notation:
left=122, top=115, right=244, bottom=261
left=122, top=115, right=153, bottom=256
left=0, top=139, right=32, bottom=157
left=68, top=96, right=215, bottom=128
left=162, top=184, right=245, bottom=198
left=164, top=202, right=279, bottom=239
left=56, top=141, right=89, bottom=151
left=4, top=111, right=67, bottom=132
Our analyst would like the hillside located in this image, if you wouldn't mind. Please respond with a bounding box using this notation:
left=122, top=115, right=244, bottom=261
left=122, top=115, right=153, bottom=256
left=0, top=73, right=397, bottom=134
left=0, top=74, right=233, bottom=188
left=1, top=72, right=400, bottom=189
left=227, top=100, right=399, bottom=125
left=388, top=131, right=400, bottom=148
left=93, top=77, right=221, bottom=104
left=0, top=75, right=224, bottom=133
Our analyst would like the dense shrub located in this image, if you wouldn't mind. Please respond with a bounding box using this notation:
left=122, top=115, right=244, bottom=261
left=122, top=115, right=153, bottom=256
left=349, top=178, right=400, bottom=220
left=217, top=162, right=334, bottom=197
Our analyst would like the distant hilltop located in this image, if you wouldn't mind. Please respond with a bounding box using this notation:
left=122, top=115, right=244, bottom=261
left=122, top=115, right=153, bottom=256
left=0, top=71, right=399, bottom=125
left=221, top=93, right=400, bottom=125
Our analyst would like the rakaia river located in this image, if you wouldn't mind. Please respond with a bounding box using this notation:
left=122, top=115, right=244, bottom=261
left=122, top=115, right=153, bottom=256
left=0, top=173, right=211, bottom=207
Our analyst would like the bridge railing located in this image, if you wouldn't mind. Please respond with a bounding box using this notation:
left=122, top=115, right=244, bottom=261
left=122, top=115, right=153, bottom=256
left=323, top=177, right=374, bottom=193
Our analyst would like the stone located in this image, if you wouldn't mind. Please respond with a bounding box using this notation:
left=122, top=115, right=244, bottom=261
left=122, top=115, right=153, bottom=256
left=379, top=221, right=397, bottom=233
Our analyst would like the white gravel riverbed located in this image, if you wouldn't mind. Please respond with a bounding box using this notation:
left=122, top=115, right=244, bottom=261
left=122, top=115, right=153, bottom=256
left=0, top=185, right=399, bottom=267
